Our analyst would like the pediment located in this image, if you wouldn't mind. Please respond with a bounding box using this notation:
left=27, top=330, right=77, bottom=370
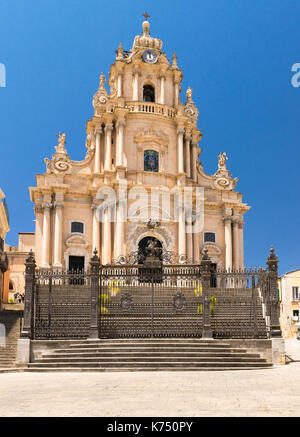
left=65, top=234, right=89, bottom=249
left=134, top=128, right=168, bottom=147
left=204, top=242, right=221, bottom=256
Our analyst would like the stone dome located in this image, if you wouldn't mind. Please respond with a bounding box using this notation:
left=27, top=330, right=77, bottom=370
left=132, top=20, right=163, bottom=51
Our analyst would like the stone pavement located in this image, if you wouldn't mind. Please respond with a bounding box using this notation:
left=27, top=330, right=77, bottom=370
left=0, top=340, right=300, bottom=417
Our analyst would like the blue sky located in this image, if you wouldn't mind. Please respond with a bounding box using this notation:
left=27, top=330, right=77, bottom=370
left=0, top=0, right=299, bottom=275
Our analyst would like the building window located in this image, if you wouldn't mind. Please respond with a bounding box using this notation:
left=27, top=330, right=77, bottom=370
left=143, top=85, right=155, bottom=102
left=293, top=310, right=299, bottom=322
left=292, top=287, right=299, bottom=301
left=144, top=150, right=159, bottom=172
left=71, top=222, right=84, bottom=234
left=204, top=232, right=216, bottom=243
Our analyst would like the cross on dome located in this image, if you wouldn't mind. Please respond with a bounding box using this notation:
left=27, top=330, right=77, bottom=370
left=142, top=12, right=150, bottom=21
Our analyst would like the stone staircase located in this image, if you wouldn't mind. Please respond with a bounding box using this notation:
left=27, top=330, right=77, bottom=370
left=0, top=309, right=23, bottom=370
left=27, top=338, right=273, bottom=372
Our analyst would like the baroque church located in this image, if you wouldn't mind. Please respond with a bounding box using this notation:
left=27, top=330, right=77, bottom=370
left=29, top=17, right=250, bottom=271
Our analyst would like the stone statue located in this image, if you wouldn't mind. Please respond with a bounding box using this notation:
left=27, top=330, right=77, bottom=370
left=99, top=72, right=105, bottom=88
left=186, top=87, right=193, bottom=103
left=172, top=52, right=178, bottom=69
left=55, top=132, right=66, bottom=153
left=218, top=152, right=227, bottom=169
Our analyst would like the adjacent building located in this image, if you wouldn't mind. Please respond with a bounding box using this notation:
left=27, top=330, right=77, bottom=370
left=3, top=233, right=35, bottom=303
left=0, top=188, right=9, bottom=309
left=279, top=270, right=300, bottom=338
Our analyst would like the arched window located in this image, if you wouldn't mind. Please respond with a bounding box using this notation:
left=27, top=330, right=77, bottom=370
left=143, top=85, right=155, bottom=102
left=144, top=150, right=159, bottom=172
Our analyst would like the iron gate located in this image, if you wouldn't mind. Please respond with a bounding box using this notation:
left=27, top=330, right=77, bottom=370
left=99, top=264, right=203, bottom=338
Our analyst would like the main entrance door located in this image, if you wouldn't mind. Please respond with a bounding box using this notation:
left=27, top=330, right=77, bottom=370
left=69, top=256, right=84, bottom=272
left=99, top=263, right=203, bottom=338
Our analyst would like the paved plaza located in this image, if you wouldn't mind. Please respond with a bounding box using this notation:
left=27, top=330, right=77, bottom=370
left=0, top=339, right=300, bottom=417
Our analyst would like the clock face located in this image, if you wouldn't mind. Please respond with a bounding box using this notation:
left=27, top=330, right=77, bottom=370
left=142, top=50, right=158, bottom=64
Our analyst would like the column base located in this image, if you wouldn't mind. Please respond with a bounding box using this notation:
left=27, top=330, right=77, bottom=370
left=17, top=338, right=31, bottom=364
left=89, top=328, right=99, bottom=339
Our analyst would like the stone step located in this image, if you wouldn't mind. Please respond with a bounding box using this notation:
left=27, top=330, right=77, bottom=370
left=24, top=366, right=272, bottom=372
left=49, top=347, right=250, bottom=355
left=68, top=341, right=233, bottom=348
left=34, top=356, right=267, bottom=364
left=28, top=361, right=272, bottom=368
left=46, top=351, right=256, bottom=359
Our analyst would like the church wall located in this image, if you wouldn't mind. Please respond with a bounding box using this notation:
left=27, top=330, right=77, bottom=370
left=164, top=74, right=175, bottom=107
left=124, top=118, right=177, bottom=175
left=29, top=19, right=250, bottom=270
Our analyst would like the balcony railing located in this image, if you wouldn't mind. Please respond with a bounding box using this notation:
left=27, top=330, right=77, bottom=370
left=126, top=101, right=176, bottom=119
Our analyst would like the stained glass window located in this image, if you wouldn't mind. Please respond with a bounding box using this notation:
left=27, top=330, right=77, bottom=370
left=204, top=232, right=216, bottom=243
left=144, top=150, right=159, bottom=172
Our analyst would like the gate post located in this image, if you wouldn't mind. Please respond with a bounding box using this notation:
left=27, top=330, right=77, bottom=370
left=21, top=249, right=36, bottom=339
left=251, top=274, right=258, bottom=338
left=266, top=247, right=282, bottom=337
left=89, top=249, right=100, bottom=339
left=201, top=248, right=213, bottom=339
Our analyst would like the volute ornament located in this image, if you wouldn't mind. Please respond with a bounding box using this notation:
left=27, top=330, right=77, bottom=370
left=93, top=72, right=108, bottom=107
left=213, top=152, right=238, bottom=191
left=45, top=132, right=73, bottom=174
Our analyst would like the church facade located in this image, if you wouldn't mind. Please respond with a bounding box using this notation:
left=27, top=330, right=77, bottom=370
left=29, top=18, right=250, bottom=271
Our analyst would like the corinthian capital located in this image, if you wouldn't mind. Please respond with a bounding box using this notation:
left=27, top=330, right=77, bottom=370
left=54, top=201, right=64, bottom=210
left=42, top=202, right=52, bottom=210
left=223, top=215, right=232, bottom=223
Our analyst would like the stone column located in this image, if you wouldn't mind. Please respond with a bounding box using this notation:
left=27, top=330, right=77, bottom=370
left=185, top=135, right=191, bottom=178
left=41, top=203, right=51, bottom=268
left=116, top=120, right=126, bottom=167
left=159, top=75, right=165, bottom=104
left=186, top=232, right=193, bottom=262
left=193, top=231, right=200, bottom=264
left=91, top=204, right=100, bottom=255
left=53, top=200, right=64, bottom=267
left=174, top=78, right=180, bottom=106
left=102, top=207, right=111, bottom=265
left=94, top=128, right=102, bottom=174
left=223, top=216, right=233, bottom=270
left=178, top=207, right=186, bottom=258
left=132, top=71, right=139, bottom=101
left=191, top=142, right=198, bottom=182
left=117, top=73, right=123, bottom=98
left=114, top=201, right=125, bottom=261
left=239, top=220, right=244, bottom=268
left=34, top=203, right=44, bottom=266
left=232, top=218, right=240, bottom=269
left=104, top=124, right=113, bottom=171
left=177, top=129, right=184, bottom=174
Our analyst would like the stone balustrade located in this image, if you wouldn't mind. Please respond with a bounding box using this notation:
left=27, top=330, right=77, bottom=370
left=126, top=101, right=176, bottom=118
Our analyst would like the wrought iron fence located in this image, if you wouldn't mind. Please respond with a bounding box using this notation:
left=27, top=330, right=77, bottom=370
left=20, top=247, right=281, bottom=340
